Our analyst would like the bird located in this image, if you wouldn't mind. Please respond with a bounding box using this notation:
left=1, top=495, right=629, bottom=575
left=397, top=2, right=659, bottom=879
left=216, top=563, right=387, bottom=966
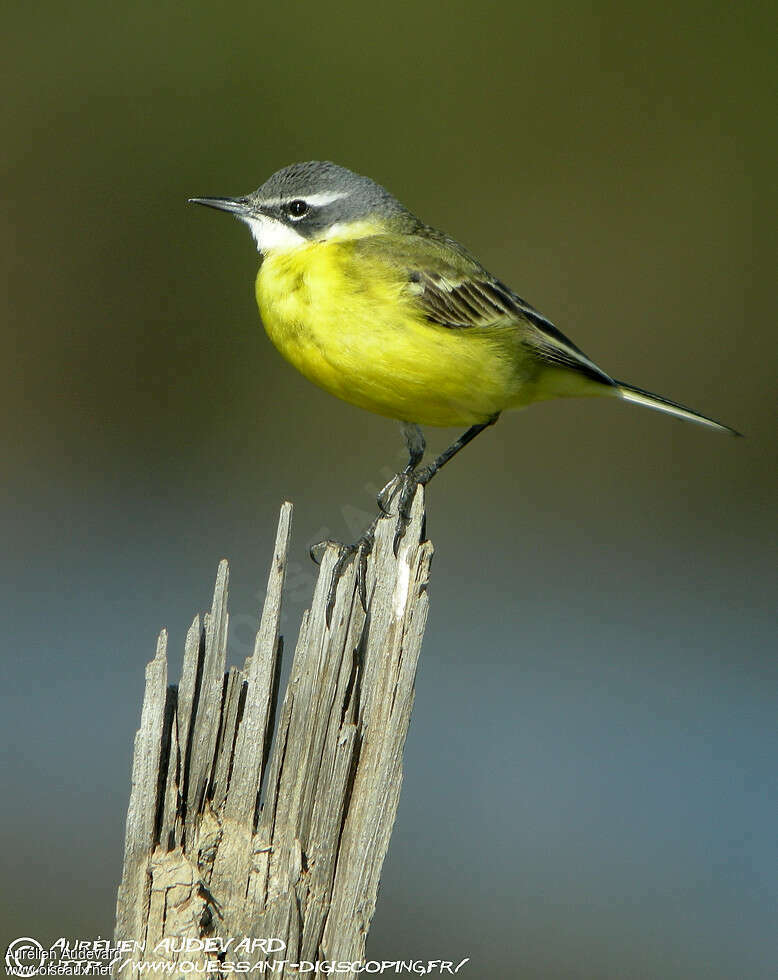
left=190, top=161, right=738, bottom=597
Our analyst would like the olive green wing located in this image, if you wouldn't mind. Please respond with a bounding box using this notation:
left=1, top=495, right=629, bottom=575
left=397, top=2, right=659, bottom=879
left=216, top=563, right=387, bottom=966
left=351, top=231, right=614, bottom=387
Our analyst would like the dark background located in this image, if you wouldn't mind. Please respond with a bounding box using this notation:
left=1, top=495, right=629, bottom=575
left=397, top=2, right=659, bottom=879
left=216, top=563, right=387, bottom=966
left=2, top=2, right=775, bottom=977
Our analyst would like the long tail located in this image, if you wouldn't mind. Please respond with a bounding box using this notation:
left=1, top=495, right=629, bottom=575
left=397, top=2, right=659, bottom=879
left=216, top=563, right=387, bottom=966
left=614, top=380, right=741, bottom=436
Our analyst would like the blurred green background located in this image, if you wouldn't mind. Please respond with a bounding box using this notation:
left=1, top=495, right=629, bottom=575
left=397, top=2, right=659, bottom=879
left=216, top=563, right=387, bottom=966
left=2, top=1, right=776, bottom=977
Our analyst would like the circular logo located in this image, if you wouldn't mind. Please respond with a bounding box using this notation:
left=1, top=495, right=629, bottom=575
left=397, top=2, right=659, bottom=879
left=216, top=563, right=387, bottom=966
left=5, top=938, right=44, bottom=977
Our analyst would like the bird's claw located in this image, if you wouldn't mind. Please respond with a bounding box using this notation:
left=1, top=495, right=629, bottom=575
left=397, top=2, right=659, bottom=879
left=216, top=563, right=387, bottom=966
left=309, top=539, right=337, bottom=565
left=384, top=465, right=432, bottom=556
left=310, top=457, right=432, bottom=623
left=355, top=537, right=371, bottom=610
left=310, top=525, right=377, bottom=626
left=376, top=472, right=403, bottom=515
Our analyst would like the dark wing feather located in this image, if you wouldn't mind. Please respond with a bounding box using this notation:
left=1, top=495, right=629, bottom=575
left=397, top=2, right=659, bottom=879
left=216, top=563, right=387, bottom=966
left=412, top=268, right=614, bottom=388
left=410, top=271, right=513, bottom=328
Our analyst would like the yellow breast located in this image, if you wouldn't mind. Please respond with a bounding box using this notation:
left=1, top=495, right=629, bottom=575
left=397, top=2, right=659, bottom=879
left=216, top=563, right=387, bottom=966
left=255, top=238, right=521, bottom=426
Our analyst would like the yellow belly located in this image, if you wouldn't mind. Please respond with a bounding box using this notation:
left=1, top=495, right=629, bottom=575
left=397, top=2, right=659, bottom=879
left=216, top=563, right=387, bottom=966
left=255, top=240, right=525, bottom=427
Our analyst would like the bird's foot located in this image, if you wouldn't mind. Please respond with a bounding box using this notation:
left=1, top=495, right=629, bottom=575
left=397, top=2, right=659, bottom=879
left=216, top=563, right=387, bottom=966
left=310, top=517, right=379, bottom=626
left=310, top=462, right=433, bottom=626
left=376, top=468, right=408, bottom=516
left=376, top=464, right=432, bottom=556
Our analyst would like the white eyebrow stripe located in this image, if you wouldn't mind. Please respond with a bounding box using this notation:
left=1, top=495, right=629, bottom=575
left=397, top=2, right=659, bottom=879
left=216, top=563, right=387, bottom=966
left=258, top=190, right=349, bottom=208
left=303, top=190, right=349, bottom=206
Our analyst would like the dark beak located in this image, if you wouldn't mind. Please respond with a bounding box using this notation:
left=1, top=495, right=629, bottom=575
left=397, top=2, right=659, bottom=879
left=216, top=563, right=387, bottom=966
left=188, top=196, right=253, bottom=216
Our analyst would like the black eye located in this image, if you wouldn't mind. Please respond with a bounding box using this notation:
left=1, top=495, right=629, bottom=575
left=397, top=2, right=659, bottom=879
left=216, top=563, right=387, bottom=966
left=287, top=199, right=308, bottom=218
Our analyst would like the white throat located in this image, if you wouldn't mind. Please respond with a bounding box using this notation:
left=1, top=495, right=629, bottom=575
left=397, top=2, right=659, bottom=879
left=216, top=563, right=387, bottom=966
left=241, top=214, right=305, bottom=253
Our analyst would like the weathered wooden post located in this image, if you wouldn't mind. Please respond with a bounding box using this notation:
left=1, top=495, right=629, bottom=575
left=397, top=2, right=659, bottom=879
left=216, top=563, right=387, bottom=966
left=114, top=489, right=432, bottom=977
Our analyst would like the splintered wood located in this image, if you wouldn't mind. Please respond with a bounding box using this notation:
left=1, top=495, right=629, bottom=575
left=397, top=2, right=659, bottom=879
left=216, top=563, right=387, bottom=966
left=114, top=490, right=432, bottom=977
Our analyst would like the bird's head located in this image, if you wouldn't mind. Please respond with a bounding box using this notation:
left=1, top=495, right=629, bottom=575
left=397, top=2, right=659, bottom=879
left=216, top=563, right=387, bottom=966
left=190, top=161, right=412, bottom=253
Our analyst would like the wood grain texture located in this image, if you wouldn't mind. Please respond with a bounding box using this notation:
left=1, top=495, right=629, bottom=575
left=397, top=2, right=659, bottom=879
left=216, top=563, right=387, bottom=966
left=114, top=491, right=432, bottom=977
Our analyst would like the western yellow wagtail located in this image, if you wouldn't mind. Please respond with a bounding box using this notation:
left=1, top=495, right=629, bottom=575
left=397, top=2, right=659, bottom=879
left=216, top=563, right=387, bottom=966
left=191, top=162, right=738, bottom=598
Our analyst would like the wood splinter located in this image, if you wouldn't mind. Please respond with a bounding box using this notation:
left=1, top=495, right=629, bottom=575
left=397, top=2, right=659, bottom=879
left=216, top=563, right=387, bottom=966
left=114, top=489, right=432, bottom=979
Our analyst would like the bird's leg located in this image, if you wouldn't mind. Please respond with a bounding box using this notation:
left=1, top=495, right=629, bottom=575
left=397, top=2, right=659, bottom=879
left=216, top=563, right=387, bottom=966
left=310, top=424, right=426, bottom=625
left=419, top=413, right=500, bottom=484
left=391, top=413, right=500, bottom=553
left=310, top=417, right=498, bottom=622
left=377, top=422, right=426, bottom=513
left=312, top=423, right=427, bottom=625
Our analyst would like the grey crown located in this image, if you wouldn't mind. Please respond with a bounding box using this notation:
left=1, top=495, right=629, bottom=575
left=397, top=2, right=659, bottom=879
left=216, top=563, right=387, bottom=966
left=250, top=161, right=414, bottom=236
